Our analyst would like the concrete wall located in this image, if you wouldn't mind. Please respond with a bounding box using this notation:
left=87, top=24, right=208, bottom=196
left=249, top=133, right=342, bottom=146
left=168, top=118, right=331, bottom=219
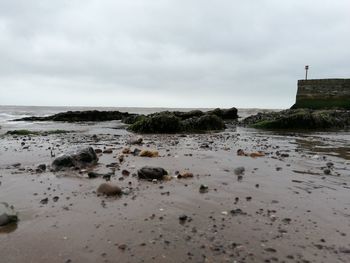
left=292, top=79, right=350, bottom=109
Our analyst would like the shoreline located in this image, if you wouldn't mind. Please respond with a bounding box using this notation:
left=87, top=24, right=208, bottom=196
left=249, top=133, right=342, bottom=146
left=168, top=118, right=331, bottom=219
left=0, top=121, right=349, bottom=262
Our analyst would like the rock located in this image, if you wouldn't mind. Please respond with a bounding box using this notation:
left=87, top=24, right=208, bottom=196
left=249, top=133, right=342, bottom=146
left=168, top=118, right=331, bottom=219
left=103, top=148, right=113, bottom=154
left=177, top=172, right=194, bottom=179
left=323, top=168, right=331, bottom=175
left=97, top=183, right=122, bottom=196
left=199, top=184, right=209, bottom=193
left=0, top=203, right=18, bottom=226
left=234, top=167, right=245, bottom=175
left=139, top=150, right=159, bottom=157
left=241, top=109, right=350, bottom=130
left=95, top=149, right=103, bottom=154
left=250, top=152, right=265, bottom=158
left=179, top=214, right=188, bottom=222
left=122, top=170, right=130, bottom=176
left=88, top=172, right=112, bottom=180
left=129, top=112, right=183, bottom=133
left=208, top=107, right=238, bottom=119
left=40, top=198, right=48, bottom=205
left=37, top=164, right=46, bottom=171
left=52, top=147, right=98, bottom=171
left=182, top=114, right=225, bottom=132
left=137, top=166, right=168, bottom=180
left=122, top=148, right=131, bottom=154
left=15, top=110, right=137, bottom=122
left=129, top=111, right=226, bottom=133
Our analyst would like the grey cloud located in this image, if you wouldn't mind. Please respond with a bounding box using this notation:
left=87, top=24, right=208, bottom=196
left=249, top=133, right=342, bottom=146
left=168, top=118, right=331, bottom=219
left=0, top=0, right=349, bottom=108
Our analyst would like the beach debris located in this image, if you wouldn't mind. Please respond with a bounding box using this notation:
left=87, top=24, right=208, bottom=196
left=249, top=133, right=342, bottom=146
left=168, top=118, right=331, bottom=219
left=97, top=183, right=122, bottom=196
left=139, top=150, right=159, bottom=158
left=137, top=166, right=168, bottom=180
left=0, top=203, right=18, bottom=227
left=177, top=172, right=194, bottom=179
left=52, top=147, right=98, bottom=171
left=199, top=184, right=209, bottom=193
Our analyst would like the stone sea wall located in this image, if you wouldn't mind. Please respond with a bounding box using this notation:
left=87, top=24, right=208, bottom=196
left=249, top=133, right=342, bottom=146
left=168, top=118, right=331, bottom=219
left=292, top=78, right=350, bottom=109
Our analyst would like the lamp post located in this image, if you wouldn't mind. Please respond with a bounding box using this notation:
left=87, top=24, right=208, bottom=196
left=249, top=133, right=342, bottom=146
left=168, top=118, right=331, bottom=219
left=305, top=65, right=309, bottom=80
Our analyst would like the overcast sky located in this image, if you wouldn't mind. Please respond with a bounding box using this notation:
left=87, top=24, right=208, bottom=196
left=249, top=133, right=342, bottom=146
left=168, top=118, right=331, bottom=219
left=0, top=0, right=349, bottom=109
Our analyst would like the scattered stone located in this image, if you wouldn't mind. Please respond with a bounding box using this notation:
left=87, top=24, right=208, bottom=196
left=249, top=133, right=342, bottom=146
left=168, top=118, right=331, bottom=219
left=199, top=184, right=209, bottom=193
left=97, top=183, right=122, bottom=196
left=234, top=167, right=245, bottom=175
left=40, top=198, right=49, bottom=205
left=122, top=170, right=130, bottom=176
left=177, top=172, right=194, bottom=179
left=137, top=166, right=168, bottom=180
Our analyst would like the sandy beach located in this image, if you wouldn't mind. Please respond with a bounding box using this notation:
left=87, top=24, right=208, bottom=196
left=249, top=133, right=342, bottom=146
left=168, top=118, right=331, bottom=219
left=0, top=114, right=349, bottom=263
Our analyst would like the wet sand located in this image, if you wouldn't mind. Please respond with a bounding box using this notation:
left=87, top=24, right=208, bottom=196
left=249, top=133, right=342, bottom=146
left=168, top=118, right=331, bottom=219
left=0, top=125, right=350, bottom=263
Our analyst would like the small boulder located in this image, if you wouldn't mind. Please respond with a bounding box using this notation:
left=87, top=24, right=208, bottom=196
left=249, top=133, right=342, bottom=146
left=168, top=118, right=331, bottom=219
left=0, top=203, right=18, bottom=226
left=52, top=147, right=98, bottom=171
left=137, top=166, right=168, bottom=180
left=97, top=183, right=122, bottom=196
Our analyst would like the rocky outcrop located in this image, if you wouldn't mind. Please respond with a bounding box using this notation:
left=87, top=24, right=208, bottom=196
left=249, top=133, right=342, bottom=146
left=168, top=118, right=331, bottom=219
left=127, top=108, right=236, bottom=133
left=15, top=110, right=137, bottom=122
left=240, top=109, right=350, bottom=130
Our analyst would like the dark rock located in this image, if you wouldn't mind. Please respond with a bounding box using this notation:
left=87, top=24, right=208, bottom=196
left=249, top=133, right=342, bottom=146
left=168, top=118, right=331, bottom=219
left=199, top=184, right=209, bottom=193
left=97, top=183, right=122, bottom=196
left=40, top=198, right=49, bottom=205
left=15, top=110, right=137, bottom=122
left=208, top=107, right=238, bottom=119
left=0, top=203, right=18, bottom=226
left=137, top=166, right=168, bottom=180
left=241, top=109, right=350, bottom=130
left=52, top=147, right=98, bottom=171
left=37, top=164, right=46, bottom=171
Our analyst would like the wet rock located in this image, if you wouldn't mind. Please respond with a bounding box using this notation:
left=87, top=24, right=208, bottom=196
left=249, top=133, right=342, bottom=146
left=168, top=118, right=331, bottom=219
left=16, top=110, right=136, bottom=122
left=137, top=166, right=168, bottom=180
left=230, top=208, right=246, bottom=216
left=199, top=184, right=209, bottom=193
left=37, top=164, right=46, bottom=172
left=40, top=198, right=49, bottom=205
left=122, top=170, right=130, bottom=176
left=179, top=214, right=188, bottom=222
left=177, top=172, right=194, bottom=179
left=52, top=147, right=98, bottom=171
left=97, top=183, right=122, bottom=196
left=95, top=149, right=103, bottom=154
left=139, top=150, right=159, bottom=157
left=241, top=109, right=350, bottom=130
left=0, top=203, right=18, bottom=226
left=88, top=172, right=112, bottom=180
left=323, top=168, right=331, bottom=175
